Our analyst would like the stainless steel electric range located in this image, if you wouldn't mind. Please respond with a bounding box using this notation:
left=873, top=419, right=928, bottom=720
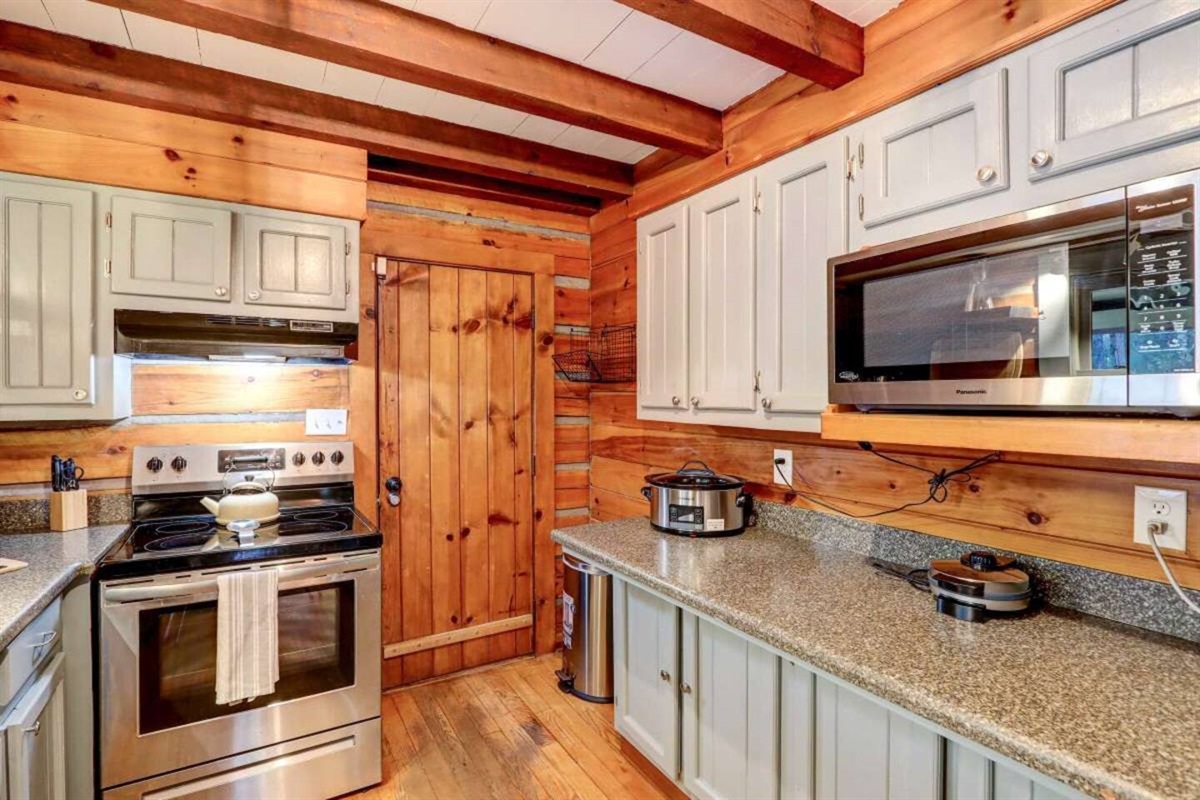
left=94, top=442, right=382, bottom=800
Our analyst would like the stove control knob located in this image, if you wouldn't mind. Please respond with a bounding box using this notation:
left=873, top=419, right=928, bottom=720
left=330, top=450, right=344, bottom=466
left=311, top=451, right=325, bottom=466
left=146, top=457, right=164, bottom=473
left=170, top=456, right=188, bottom=473
left=292, top=452, right=306, bottom=467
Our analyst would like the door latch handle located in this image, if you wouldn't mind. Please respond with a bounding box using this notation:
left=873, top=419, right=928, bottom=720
left=385, top=476, right=402, bottom=507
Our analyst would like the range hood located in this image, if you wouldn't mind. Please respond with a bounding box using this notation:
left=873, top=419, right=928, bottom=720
left=115, top=310, right=358, bottom=362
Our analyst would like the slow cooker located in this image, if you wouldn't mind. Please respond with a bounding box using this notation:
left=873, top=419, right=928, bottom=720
left=641, top=461, right=755, bottom=536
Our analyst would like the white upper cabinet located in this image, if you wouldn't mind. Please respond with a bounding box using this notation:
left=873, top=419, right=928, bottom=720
left=1026, top=0, right=1200, bottom=181
left=680, top=612, right=779, bottom=800
left=857, top=67, right=1009, bottom=230
left=110, top=196, right=232, bottom=302
left=756, top=136, right=846, bottom=417
left=242, top=214, right=348, bottom=311
left=613, top=578, right=680, bottom=780
left=687, top=175, right=757, bottom=412
left=637, top=202, right=689, bottom=412
left=0, top=180, right=94, bottom=409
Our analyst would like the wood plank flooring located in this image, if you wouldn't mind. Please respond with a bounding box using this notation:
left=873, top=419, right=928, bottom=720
left=351, top=654, right=674, bottom=800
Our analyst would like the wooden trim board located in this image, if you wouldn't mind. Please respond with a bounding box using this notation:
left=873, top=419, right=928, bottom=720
left=383, top=615, right=534, bottom=659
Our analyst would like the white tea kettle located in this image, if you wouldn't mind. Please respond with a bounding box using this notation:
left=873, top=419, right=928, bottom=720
left=201, top=474, right=280, bottom=526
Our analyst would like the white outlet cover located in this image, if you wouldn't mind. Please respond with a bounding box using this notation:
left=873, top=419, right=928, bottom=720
left=305, top=408, right=348, bottom=436
left=1133, top=486, right=1187, bottom=551
left=773, top=449, right=794, bottom=486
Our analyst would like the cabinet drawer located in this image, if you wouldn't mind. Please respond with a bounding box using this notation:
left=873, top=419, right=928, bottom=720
left=0, top=600, right=61, bottom=709
left=858, top=68, right=1009, bottom=230
left=1027, top=0, right=1200, bottom=180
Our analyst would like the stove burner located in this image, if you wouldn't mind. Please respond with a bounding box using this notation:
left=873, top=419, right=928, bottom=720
left=144, top=532, right=214, bottom=552
left=155, top=520, right=213, bottom=535
left=280, top=520, right=350, bottom=536
left=291, top=509, right=340, bottom=521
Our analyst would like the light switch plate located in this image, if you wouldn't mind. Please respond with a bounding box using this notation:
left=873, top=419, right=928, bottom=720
left=773, top=449, right=793, bottom=486
left=1133, top=486, right=1187, bottom=551
left=305, top=408, right=348, bottom=436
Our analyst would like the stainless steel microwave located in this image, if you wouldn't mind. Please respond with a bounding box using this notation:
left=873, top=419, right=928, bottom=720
left=829, top=170, right=1198, bottom=416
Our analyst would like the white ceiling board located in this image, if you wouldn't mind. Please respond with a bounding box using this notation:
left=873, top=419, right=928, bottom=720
left=380, top=0, right=417, bottom=8
left=42, top=0, right=130, bottom=47
left=476, top=0, right=631, bottom=63
left=322, top=63, right=386, bottom=104
left=620, top=142, right=658, bottom=163
left=121, top=11, right=200, bottom=64
left=469, top=102, right=530, bottom=136
left=410, top=0, right=490, bottom=29
left=821, top=0, right=901, bottom=25
left=627, top=31, right=784, bottom=109
left=376, top=77, right=438, bottom=116
left=424, top=90, right=486, bottom=126
left=198, top=30, right=326, bottom=92
left=510, top=115, right=571, bottom=146
left=582, top=10, right=680, bottom=80
left=551, top=126, right=644, bottom=161
left=0, top=0, right=53, bottom=27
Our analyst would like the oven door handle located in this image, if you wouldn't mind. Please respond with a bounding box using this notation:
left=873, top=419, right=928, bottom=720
left=102, top=554, right=379, bottom=604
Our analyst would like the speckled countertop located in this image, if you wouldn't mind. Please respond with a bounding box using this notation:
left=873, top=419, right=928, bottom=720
left=554, top=519, right=1200, bottom=800
left=0, top=525, right=128, bottom=650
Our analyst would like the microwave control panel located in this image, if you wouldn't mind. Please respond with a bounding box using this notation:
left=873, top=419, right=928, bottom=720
left=1128, top=178, right=1195, bottom=375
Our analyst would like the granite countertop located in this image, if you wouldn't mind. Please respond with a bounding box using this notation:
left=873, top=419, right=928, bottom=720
left=0, top=525, right=128, bottom=650
left=554, top=519, right=1200, bottom=800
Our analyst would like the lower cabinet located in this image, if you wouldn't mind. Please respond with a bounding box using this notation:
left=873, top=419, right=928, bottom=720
left=1, top=652, right=66, bottom=800
left=610, top=573, right=1086, bottom=800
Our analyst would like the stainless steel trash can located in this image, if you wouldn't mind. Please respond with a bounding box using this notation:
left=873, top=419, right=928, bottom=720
left=556, top=553, right=613, bottom=703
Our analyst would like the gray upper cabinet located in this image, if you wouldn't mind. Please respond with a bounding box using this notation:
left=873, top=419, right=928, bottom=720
left=1027, top=0, right=1200, bottom=181
left=242, top=214, right=348, bottom=311
left=110, top=196, right=232, bottom=302
left=857, top=67, right=1009, bottom=230
left=0, top=180, right=94, bottom=409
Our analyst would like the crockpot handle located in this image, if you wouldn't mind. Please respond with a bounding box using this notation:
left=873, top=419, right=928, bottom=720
left=641, top=486, right=652, bottom=501
left=677, top=460, right=715, bottom=475
left=737, top=492, right=757, bottom=527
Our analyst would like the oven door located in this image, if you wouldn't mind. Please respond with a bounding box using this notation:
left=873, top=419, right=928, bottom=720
left=98, top=551, right=380, bottom=790
left=830, top=188, right=1131, bottom=410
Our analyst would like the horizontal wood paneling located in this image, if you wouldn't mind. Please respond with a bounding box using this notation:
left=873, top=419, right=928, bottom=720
left=590, top=252, right=636, bottom=327
left=553, top=286, right=589, bottom=326
left=364, top=208, right=587, bottom=260
left=132, top=363, right=348, bottom=415
left=554, top=425, right=590, bottom=464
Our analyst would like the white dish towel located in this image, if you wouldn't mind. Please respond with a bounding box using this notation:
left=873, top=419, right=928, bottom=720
left=215, top=568, right=280, bottom=705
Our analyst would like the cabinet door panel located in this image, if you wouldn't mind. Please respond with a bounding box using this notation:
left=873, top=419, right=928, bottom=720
left=688, top=176, right=756, bottom=411
left=681, top=613, right=779, bottom=800
left=637, top=203, right=689, bottom=411
left=4, top=652, right=66, bottom=800
left=243, top=215, right=347, bottom=311
left=860, top=69, right=1009, bottom=228
left=816, top=676, right=942, bottom=800
left=0, top=181, right=93, bottom=407
left=110, top=196, right=232, bottom=301
left=613, top=579, right=680, bottom=779
left=779, top=659, right=816, bottom=800
left=756, top=137, right=846, bottom=416
left=1027, top=0, right=1200, bottom=180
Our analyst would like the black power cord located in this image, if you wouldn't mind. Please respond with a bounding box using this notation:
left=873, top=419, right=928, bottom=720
left=772, top=442, right=1001, bottom=520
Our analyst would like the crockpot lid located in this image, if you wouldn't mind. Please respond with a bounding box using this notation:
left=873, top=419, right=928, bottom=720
left=645, top=461, right=745, bottom=490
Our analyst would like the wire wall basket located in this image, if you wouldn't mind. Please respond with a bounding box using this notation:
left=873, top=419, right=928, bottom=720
left=552, top=324, right=635, bottom=383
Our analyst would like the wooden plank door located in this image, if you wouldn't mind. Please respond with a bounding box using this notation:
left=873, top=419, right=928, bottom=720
left=378, top=260, right=535, bottom=687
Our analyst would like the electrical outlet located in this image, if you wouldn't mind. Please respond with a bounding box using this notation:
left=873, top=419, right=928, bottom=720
left=305, top=408, right=348, bottom=436
left=773, top=449, right=793, bottom=486
left=1133, top=486, right=1187, bottom=551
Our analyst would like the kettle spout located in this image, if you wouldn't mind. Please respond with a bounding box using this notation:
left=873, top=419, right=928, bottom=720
left=200, top=496, right=220, bottom=515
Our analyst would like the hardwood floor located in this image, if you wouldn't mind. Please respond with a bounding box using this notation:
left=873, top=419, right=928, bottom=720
left=350, top=654, right=675, bottom=800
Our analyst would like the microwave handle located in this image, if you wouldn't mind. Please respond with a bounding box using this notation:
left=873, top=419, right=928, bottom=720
left=102, top=554, right=378, bottom=604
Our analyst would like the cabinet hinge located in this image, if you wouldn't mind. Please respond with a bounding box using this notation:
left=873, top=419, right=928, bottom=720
left=752, top=191, right=762, bottom=214
left=531, top=454, right=537, bottom=476
left=345, top=279, right=352, bottom=296
left=103, top=258, right=112, bottom=277
left=754, top=370, right=761, bottom=393
left=846, top=156, right=856, bottom=181
left=104, top=211, right=112, bottom=228
left=857, top=141, right=865, bottom=168
left=344, top=241, right=351, bottom=256
left=857, top=194, right=865, bottom=221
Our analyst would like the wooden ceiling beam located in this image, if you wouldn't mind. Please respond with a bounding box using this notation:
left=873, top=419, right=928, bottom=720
left=94, top=0, right=724, bottom=157
left=0, top=22, right=632, bottom=200
left=615, top=0, right=863, bottom=88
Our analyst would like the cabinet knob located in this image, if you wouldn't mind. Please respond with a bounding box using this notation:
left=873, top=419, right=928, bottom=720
left=689, top=397, right=699, bottom=408
left=213, top=286, right=228, bottom=297
left=659, top=669, right=671, bottom=683
left=248, top=290, right=262, bottom=301
left=762, top=397, right=772, bottom=410
left=680, top=682, right=692, bottom=694
left=1030, top=150, right=1052, bottom=168
left=23, top=721, right=40, bottom=736
left=976, top=165, right=997, bottom=183
left=671, top=396, right=681, bottom=407
left=72, top=389, right=88, bottom=401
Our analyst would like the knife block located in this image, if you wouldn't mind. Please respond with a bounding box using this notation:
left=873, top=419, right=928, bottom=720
left=50, top=490, right=88, bottom=532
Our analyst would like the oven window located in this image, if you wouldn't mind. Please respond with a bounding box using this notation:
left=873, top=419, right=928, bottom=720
left=138, top=582, right=355, bottom=734
left=834, top=208, right=1128, bottom=384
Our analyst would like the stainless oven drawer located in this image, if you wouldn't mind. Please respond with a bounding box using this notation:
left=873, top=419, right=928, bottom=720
left=103, top=718, right=381, bottom=800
